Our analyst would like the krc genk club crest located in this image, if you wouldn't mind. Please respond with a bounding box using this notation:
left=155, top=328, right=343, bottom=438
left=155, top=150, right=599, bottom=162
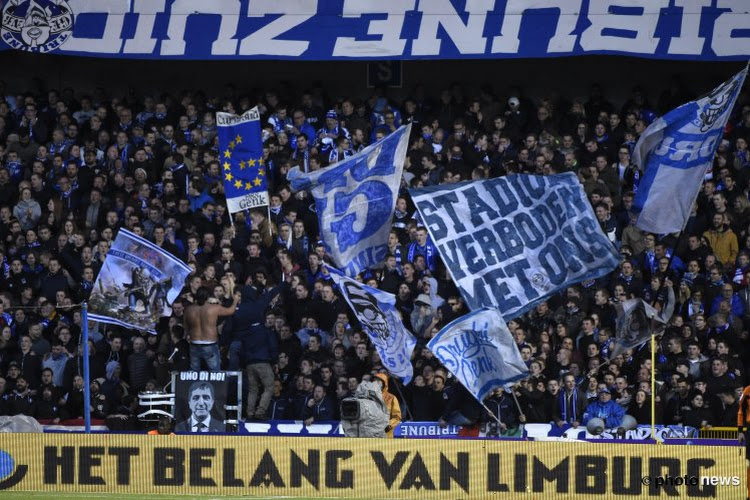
left=2, top=0, right=73, bottom=53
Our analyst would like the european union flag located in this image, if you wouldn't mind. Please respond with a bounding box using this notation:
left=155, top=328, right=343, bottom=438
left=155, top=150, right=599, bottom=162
left=216, top=107, right=269, bottom=214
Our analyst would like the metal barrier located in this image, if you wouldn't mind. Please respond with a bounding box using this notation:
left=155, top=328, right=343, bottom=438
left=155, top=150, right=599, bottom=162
left=698, top=426, right=739, bottom=440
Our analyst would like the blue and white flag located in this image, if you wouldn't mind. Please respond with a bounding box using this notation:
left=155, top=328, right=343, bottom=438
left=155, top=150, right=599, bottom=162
left=89, top=229, right=191, bottom=334
left=633, top=67, right=747, bottom=234
left=217, top=108, right=269, bottom=214
left=288, top=124, right=411, bottom=277
left=328, top=267, right=416, bottom=384
left=428, top=309, right=528, bottom=403
left=410, top=173, right=619, bottom=321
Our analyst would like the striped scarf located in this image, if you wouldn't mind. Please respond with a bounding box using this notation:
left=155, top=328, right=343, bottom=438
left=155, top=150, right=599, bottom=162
left=559, top=388, right=578, bottom=423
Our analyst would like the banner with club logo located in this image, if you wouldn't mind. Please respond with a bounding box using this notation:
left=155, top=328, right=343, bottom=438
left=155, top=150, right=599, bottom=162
left=1, top=1, right=748, bottom=60
left=632, top=67, right=747, bottom=234
left=328, top=267, right=416, bottom=383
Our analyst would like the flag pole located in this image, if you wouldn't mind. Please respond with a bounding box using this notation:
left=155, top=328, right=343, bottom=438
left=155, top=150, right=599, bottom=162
left=510, top=389, right=526, bottom=423
left=266, top=204, right=272, bottom=237
left=650, top=333, right=656, bottom=442
left=390, top=379, right=413, bottom=421
left=82, top=302, right=91, bottom=434
left=228, top=209, right=235, bottom=229
left=480, top=401, right=503, bottom=426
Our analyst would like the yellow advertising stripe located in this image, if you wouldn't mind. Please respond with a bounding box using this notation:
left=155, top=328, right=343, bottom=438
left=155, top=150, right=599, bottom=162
left=0, top=434, right=744, bottom=499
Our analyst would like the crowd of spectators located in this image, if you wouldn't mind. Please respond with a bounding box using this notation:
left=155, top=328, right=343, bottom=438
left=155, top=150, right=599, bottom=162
left=0, top=77, right=748, bottom=433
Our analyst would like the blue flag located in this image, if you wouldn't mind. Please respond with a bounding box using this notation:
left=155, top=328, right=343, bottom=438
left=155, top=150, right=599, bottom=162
left=410, top=173, right=620, bottom=321
left=89, top=229, right=191, bottom=334
left=327, top=266, right=416, bottom=384
left=217, top=108, right=269, bottom=214
left=633, top=67, right=747, bottom=234
left=288, top=124, right=411, bottom=277
left=428, top=309, right=529, bottom=403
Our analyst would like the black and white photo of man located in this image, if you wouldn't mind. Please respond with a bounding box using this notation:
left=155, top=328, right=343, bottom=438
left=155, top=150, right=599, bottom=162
left=175, top=381, right=224, bottom=432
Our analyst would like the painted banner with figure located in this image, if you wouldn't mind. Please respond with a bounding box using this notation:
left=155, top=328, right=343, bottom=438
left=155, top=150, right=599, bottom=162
left=411, top=173, right=620, bottom=321
left=217, top=107, right=269, bottom=214
left=288, top=124, right=410, bottom=277
left=88, top=228, right=191, bottom=333
left=173, top=372, right=228, bottom=433
left=1, top=1, right=749, bottom=60
left=633, top=67, right=747, bottom=234
left=328, top=267, right=416, bottom=383
left=427, top=308, right=528, bottom=403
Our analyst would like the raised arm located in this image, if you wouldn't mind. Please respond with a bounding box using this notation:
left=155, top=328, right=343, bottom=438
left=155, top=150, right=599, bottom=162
left=214, top=291, right=242, bottom=317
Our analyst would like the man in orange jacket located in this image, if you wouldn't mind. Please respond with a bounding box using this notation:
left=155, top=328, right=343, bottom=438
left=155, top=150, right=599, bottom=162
left=374, top=373, right=401, bottom=438
left=737, top=384, right=750, bottom=500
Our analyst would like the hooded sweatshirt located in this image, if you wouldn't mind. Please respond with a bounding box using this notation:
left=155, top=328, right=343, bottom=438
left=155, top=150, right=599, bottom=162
left=374, top=373, right=402, bottom=438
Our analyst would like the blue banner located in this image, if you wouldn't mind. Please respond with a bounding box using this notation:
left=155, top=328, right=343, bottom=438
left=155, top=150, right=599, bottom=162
left=1, top=1, right=748, bottom=60
left=632, top=68, right=747, bottom=234
left=288, top=124, right=410, bottom=277
left=410, top=173, right=620, bottom=321
left=327, top=266, right=416, bottom=384
left=217, top=107, right=269, bottom=214
left=88, top=228, right=192, bottom=333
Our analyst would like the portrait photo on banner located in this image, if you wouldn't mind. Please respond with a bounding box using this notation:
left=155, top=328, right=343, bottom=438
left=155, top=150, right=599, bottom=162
left=173, top=372, right=228, bottom=433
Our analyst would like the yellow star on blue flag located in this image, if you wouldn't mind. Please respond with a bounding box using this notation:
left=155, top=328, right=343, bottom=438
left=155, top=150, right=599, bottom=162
left=217, top=108, right=269, bottom=214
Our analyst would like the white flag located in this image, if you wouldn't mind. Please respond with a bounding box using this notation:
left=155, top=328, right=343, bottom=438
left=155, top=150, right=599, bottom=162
left=428, top=308, right=529, bottom=403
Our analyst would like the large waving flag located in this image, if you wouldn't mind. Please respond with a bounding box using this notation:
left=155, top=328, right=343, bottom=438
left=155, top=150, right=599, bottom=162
left=288, top=124, right=411, bottom=276
left=633, top=67, right=747, bottom=234
left=328, top=267, right=416, bottom=383
left=428, top=309, right=528, bottom=403
left=88, top=229, right=191, bottom=334
left=610, top=286, right=675, bottom=360
left=410, top=173, right=619, bottom=321
left=217, top=108, right=269, bottom=214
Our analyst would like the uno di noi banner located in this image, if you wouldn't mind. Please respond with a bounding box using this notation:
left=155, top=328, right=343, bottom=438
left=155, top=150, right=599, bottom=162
left=0, top=434, right=744, bottom=498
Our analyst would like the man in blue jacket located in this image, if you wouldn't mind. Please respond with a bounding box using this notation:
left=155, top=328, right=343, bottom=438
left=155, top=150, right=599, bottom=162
left=303, top=385, right=335, bottom=426
left=223, top=285, right=280, bottom=420
left=439, top=380, right=482, bottom=427
left=582, top=387, right=625, bottom=428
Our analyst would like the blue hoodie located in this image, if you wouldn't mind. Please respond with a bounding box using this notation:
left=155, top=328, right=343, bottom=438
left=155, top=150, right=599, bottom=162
left=223, top=285, right=282, bottom=364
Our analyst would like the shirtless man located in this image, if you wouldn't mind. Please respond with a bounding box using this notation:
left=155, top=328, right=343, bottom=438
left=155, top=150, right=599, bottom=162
left=184, top=286, right=240, bottom=371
